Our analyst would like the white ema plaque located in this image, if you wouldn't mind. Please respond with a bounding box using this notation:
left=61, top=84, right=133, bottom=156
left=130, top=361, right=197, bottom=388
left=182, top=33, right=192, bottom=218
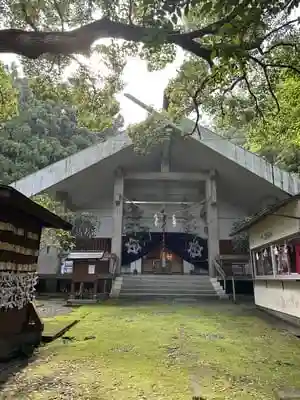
left=88, top=264, right=95, bottom=275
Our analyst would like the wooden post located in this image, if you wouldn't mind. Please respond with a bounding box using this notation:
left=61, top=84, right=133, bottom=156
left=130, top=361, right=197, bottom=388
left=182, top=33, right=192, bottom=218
left=79, top=282, right=84, bottom=298
left=232, top=276, right=236, bottom=303
left=93, top=280, right=97, bottom=300
left=70, top=282, right=75, bottom=299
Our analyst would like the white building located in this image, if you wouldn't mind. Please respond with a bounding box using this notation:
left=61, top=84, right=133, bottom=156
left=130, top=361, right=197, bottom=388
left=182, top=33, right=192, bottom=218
left=233, top=194, right=300, bottom=325
left=10, top=95, right=300, bottom=298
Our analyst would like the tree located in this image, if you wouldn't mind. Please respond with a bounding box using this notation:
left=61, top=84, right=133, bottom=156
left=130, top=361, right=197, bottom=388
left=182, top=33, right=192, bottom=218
left=0, top=63, right=18, bottom=122
left=200, top=68, right=300, bottom=174
left=28, top=69, right=122, bottom=133
left=245, top=75, right=300, bottom=173
left=33, top=194, right=75, bottom=252
left=231, top=219, right=249, bottom=254
left=33, top=194, right=98, bottom=253
left=0, top=69, right=123, bottom=184
left=1, top=0, right=300, bottom=123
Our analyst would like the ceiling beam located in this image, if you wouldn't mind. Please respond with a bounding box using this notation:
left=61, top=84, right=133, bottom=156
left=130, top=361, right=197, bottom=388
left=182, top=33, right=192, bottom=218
left=125, top=172, right=208, bottom=181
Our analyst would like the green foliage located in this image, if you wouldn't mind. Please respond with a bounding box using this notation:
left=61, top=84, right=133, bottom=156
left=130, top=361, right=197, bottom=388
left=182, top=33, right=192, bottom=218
left=205, top=70, right=300, bottom=175
left=0, top=68, right=122, bottom=184
left=29, top=72, right=121, bottom=133
left=246, top=75, right=300, bottom=173
left=33, top=194, right=75, bottom=252
left=127, top=111, right=177, bottom=154
left=0, top=63, right=18, bottom=123
left=2, top=0, right=300, bottom=109
left=231, top=219, right=249, bottom=254
left=72, top=212, right=98, bottom=239
left=33, top=194, right=98, bottom=252
left=1, top=0, right=300, bottom=158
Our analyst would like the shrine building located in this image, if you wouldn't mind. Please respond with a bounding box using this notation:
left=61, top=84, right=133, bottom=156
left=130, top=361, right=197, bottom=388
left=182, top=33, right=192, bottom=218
left=10, top=95, right=300, bottom=300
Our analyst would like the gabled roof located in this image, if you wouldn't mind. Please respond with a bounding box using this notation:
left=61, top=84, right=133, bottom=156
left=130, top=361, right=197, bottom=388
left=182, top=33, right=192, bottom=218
left=10, top=132, right=131, bottom=197
left=126, top=94, right=300, bottom=195
left=231, top=193, right=300, bottom=236
left=0, top=185, right=72, bottom=230
left=10, top=94, right=300, bottom=198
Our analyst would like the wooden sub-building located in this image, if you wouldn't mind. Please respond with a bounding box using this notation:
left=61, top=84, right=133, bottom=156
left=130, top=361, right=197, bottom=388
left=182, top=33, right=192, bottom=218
left=61, top=251, right=117, bottom=302
left=0, top=185, right=71, bottom=361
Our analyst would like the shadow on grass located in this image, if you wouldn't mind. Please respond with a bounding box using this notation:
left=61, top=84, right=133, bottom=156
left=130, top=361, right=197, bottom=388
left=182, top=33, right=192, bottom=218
left=0, top=351, right=38, bottom=389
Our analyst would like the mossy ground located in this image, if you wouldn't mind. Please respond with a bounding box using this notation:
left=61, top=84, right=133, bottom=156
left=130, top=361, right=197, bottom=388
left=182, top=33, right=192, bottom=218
left=1, top=300, right=300, bottom=399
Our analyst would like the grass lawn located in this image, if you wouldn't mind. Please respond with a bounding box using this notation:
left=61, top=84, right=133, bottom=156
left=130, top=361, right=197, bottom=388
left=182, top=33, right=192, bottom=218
left=2, top=300, right=300, bottom=399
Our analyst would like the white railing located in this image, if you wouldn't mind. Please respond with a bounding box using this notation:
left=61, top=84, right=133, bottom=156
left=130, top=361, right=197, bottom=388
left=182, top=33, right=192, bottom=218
left=109, top=254, right=119, bottom=279
left=213, top=258, right=227, bottom=293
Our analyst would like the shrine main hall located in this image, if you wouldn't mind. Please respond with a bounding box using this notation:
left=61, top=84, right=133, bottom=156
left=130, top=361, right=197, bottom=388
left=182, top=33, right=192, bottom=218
left=10, top=95, right=300, bottom=296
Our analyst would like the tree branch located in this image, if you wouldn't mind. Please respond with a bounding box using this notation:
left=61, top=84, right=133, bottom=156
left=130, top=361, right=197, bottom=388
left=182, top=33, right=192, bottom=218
left=53, top=0, right=65, bottom=31
left=264, top=41, right=298, bottom=54
left=0, top=17, right=212, bottom=65
left=262, top=17, right=300, bottom=43
left=243, top=73, right=264, bottom=119
left=264, top=62, right=300, bottom=75
left=20, top=1, right=38, bottom=32
left=249, top=55, right=280, bottom=114
left=128, top=0, right=134, bottom=25
left=184, top=73, right=217, bottom=137
left=220, top=76, right=244, bottom=117
left=181, top=3, right=250, bottom=40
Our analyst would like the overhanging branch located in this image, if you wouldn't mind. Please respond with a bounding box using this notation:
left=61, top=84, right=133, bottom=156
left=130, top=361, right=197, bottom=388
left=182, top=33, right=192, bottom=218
left=0, top=17, right=212, bottom=65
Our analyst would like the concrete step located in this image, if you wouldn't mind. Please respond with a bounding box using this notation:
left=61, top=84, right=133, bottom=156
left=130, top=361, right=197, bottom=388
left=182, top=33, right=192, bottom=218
left=123, top=275, right=210, bottom=279
left=122, top=278, right=212, bottom=284
left=115, top=274, right=225, bottom=300
left=121, top=288, right=216, bottom=294
left=119, top=292, right=219, bottom=298
left=121, top=282, right=214, bottom=288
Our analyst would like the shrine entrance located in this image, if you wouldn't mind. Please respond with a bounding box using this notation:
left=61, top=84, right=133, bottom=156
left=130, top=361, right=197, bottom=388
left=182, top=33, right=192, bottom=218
left=141, top=246, right=183, bottom=274
left=122, top=232, right=208, bottom=274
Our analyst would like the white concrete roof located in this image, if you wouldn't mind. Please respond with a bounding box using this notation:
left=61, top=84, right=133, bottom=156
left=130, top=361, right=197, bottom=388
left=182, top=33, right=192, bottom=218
left=10, top=95, right=300, bottom=198
left=128, top=95, right=300, bottom=195
left=10, top=132, right=131, bottom=197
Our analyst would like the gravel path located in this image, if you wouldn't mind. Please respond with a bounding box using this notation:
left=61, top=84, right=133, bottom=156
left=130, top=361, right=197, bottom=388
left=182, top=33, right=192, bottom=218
left=35, top=299, right=74, bottom=318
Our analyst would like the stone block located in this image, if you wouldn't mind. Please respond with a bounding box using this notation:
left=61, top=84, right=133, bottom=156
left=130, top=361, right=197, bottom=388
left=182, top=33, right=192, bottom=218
left=276, top=389, right=300, bottom=399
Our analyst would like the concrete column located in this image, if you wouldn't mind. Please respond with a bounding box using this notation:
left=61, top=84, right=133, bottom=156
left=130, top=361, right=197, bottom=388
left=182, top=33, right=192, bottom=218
left=110, top=168, right=124, bottom=275
left=206, top=170, right=219, bottom=277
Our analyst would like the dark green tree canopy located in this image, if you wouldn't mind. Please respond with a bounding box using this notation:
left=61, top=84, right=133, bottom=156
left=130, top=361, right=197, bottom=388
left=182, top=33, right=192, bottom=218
left=1, top=0, right=300, bottom=116
left=0, top=67, right=123, bottom=184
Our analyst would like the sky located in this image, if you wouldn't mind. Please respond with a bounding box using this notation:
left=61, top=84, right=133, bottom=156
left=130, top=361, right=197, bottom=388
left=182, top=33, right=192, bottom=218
left=118, top=54, right=184, bottom=125
left=0, top=47, right=184, bottom=127
left=2, top=6, right=299, bottom=128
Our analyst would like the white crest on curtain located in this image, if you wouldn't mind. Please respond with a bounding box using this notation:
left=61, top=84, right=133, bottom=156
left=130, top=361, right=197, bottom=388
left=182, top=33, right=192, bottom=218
left=125, top=238, right=142, bottom=255
left=187, top=238, right=203, bottom=259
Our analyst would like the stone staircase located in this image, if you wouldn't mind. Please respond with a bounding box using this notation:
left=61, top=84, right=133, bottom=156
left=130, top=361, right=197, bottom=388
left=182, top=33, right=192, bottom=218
left=110, top=274, right=228, bottom=300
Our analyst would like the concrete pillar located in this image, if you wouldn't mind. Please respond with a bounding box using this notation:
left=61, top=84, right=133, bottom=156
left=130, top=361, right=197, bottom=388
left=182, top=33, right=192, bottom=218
left=110, top=168, right=124, bottom=275
left=206, top=170, right=219, bottom=277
